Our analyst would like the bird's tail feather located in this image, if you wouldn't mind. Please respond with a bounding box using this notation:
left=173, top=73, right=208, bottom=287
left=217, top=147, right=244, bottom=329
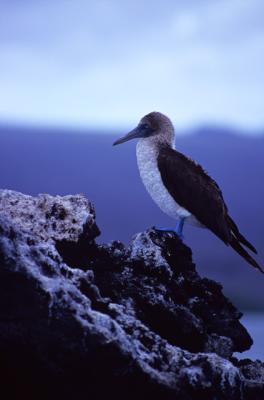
left=229, top=235, right=264, bottom=273
left=227, top=216, right=257, bottom=254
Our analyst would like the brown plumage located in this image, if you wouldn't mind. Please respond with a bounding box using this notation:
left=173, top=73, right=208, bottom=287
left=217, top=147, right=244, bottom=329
left=158, top=145, right=262, bottom=273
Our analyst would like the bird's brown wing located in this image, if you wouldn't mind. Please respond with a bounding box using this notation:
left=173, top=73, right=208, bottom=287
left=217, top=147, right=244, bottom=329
left=157, top=146, right=263, bottom=273
left=157, top=146, right=231, bottom=243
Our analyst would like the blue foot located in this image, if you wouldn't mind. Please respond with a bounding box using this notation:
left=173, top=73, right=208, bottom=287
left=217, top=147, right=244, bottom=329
left=155, top=226, right=184, bottom=239
left=155, top=217, right=186, bottom=240
left=155, top=227, right=175, bottom=232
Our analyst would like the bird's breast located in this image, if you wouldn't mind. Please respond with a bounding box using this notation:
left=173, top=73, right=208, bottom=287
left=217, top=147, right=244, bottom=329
left=136, top=139, right=185, bottom=220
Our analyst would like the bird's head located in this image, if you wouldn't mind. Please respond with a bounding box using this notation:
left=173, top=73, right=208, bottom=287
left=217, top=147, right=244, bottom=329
left=113, top=111, right=175, bottom=146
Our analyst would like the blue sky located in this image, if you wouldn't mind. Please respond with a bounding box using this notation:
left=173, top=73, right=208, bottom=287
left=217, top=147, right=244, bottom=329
left=0, top=0, right=263, bottom=130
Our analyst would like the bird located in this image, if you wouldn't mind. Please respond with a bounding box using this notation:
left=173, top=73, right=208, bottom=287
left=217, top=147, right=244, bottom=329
left=113, top=111, right=263, bottom=273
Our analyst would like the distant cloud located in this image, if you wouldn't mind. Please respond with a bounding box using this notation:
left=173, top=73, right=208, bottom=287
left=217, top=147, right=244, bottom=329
left=0, top=0, right=263, bottom=130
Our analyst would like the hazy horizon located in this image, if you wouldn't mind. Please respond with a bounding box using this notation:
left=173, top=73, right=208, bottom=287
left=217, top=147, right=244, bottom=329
left=0, top=119, right=264, bottom=138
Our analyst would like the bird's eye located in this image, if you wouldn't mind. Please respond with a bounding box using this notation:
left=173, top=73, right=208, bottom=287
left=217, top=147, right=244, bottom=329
left=140, top=123, right=149, bottom=130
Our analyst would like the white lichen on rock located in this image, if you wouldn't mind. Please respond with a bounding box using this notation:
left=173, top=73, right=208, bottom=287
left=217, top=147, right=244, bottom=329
left=0, top=189, right=95, bottom=243
left=128, top=230, right=172, bottom=277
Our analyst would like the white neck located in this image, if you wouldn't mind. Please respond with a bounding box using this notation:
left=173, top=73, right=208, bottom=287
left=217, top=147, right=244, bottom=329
left=137, top=133, right=175, bottom=153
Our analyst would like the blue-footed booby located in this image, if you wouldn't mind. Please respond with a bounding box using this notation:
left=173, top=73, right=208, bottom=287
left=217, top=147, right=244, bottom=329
left=113, top=111, right=263, bottom=273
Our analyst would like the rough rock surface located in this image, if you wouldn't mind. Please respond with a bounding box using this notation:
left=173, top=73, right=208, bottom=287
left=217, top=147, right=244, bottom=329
left=0, top=189, right=263, bottom=400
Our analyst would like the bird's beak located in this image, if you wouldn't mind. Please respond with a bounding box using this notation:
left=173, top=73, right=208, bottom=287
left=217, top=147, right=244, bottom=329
left=113, top=127, right=142, bottom=146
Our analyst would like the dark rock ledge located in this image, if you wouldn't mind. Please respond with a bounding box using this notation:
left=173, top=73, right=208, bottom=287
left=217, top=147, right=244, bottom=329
left=0, top=189, right=263, bottom=400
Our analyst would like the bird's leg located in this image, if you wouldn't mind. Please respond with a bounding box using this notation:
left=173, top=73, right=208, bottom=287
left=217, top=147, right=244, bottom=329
left=175, top=217, right=185, bottom=239
left=155, top=217, right=186, bottom=239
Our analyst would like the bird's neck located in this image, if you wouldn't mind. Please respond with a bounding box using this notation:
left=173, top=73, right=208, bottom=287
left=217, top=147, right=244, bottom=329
left=137, top=133, right=175, bottom=156
left=136, top=135, right=175, bottom=170
left=136, top=137, right=158, bottom=163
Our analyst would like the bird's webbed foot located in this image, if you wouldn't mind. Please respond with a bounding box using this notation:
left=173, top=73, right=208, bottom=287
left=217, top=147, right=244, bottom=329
left=155, top=227, right=174, bottom=233
left=155, top=218, right=186, bottom=240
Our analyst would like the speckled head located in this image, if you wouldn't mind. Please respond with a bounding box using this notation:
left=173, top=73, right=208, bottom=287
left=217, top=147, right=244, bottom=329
left=113, top=111, right=175, bottom=146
